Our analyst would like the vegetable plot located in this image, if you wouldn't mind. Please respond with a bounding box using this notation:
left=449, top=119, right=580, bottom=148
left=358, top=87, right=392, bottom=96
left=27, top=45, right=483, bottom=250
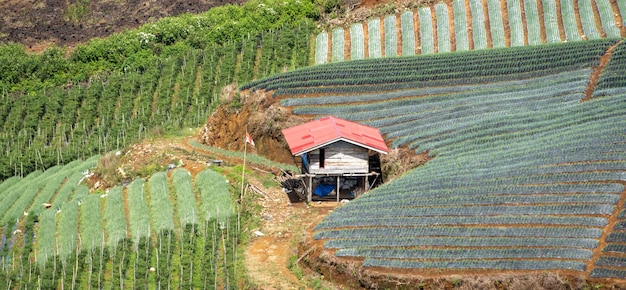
left=245, top=39, right=626, bottom=278
left=401, top=11, right=416, bottom=55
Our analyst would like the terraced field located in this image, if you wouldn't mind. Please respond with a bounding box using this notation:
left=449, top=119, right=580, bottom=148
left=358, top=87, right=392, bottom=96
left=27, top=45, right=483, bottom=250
left=0, top=158, right=238, bottom=288
left=244, top=38, right=626, bottom=281
left=315, top=0, right=625, bottom=63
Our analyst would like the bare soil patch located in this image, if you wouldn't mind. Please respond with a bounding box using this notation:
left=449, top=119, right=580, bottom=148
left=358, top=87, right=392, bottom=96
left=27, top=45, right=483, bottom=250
left=501, top=0, right=512, bottom=47
left=483, top=0, right=494, bottom=48
left=465, top=0, right=476, bottom=49
left=0, top=0, right=244, bottom=50
left=572, top=0, right=585, bottom=38
left=415, top=9, right=423, bottom=54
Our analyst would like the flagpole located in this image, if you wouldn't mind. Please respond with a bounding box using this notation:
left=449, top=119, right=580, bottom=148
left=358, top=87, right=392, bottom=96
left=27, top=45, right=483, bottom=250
left=241, top=128, right=247, bottom=199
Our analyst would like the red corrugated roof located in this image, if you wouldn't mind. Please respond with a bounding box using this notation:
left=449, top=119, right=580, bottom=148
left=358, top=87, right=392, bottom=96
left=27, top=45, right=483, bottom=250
left=281, top=116, right=389, bottom=156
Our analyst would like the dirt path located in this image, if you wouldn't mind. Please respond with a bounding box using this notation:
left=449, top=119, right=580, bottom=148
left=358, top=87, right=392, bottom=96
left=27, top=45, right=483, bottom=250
left=583, top=40, right=622, bottom=101
left=173, top=137, right=337, bottom=289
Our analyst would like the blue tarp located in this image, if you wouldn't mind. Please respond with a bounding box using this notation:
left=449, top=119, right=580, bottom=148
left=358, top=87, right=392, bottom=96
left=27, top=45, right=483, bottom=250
left=314, top=184, right=335, bottom=197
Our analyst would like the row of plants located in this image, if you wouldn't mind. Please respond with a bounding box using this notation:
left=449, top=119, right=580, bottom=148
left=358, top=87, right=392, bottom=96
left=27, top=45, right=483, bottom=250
left=384, top=15, right=397, bottom=57
left=401, top=11, right=415, bottom=55
left=561, top=0, right=580, bottom=40
left=315, top=226, right=603, bottom=240
left=508, top=0, right=525, bottom=46
left=316, top=215, right=608, bottom=230
left=543, top=0, right=562, bottom=42
left=419, top=8, right=435, bottom=54
left=579, top=0, right=602, bottom=39
left=363, top=259, right=587, bottom=271
left=368, top=19, right=382, bottom=58
left=435, top=3, right=451, bottom=53
left=324, top=236, right=599, bottom=249
left=524, top=0, right=542, bottom=44
left=337, top=247, right=593, bottom=260
left=350, top=24, right=365, bottom=60
left=453, top=0, right=470, bottom=50
left=470, top=0, right=488, bottom=49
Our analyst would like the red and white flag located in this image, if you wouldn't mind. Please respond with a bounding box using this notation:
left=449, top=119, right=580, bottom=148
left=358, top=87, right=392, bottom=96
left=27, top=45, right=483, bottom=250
left=245, top=131, right=255, bottom=147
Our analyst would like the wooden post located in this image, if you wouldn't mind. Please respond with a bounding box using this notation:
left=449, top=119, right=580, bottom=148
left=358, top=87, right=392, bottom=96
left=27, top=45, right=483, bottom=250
left=336, top=175, right=340, bottom=202
left=307, top=175, right=313, bottom=203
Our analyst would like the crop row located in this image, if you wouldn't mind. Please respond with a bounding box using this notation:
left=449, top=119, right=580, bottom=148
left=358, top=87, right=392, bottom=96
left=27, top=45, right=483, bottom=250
left=315, top=215, right=607, bottom=230
left=401, top=11, right=415, bottom=55
left=327, top=204, right=615, bottom=219
left=127, top=179, right=151, bottom=243
left=419, top=8, right=435, bottom=54
left=363, top=259, right=587, bottom=271
left=543, top=0, right=561, bottom=42
left=435, top=3, right=451, bottom=53
left=384, top=15, right=397, bottom=57
left=524, top=0, right=542, bottom=45
left=332, top=28, right=344, bottom=62
left=453, top=0, right=469, bottom=51
left=350, top=24, right=365, bottom=60
left=316, top=215, right=608, bottom=231
left=368, top=19, right=382, bottom=58
left=591, top=268, right=626, bottom=279
left=508, top=0, right=525, bottom=47
left=172, top=168, right=200, bottom=226
left=148, top=172, right=175, bottom=232
left=338, top=247, right=593, bottom=260
left=324, top=236, right=599, bottom=249
left=470, top=0, right=488, bottom=49
left=315, top=226, right=602, bottom=240
left=603, top=244, right=626, bottom=253
left=334, top=193, right=620, bottom=214
left=488, top=0, right=506, bottom=48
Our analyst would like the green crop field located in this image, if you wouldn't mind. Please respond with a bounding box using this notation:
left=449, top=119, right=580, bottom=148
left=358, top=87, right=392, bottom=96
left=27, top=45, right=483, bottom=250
left=246, top=38, right=626, bottom=280
left=1, top=160, right=237, bottom=288
left=2, top=0, right=626, bottom=287
left=315, top=0, right=624, bottom=63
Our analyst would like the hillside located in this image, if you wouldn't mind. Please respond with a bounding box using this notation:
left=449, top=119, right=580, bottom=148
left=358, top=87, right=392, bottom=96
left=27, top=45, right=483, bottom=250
left=2, top=0, right=626, bottom=288
left=0, top=0, right=245, bottom=50
left=245, top=38, right=626, bottom=287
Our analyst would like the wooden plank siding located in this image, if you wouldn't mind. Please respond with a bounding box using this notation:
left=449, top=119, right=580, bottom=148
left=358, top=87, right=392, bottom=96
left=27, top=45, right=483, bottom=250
left=308, top=141, right=369, bottom=174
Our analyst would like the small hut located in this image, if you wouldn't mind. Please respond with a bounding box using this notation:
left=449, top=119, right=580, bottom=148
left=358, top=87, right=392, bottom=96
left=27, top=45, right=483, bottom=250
left=281, top=116, right=389, bottom=202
